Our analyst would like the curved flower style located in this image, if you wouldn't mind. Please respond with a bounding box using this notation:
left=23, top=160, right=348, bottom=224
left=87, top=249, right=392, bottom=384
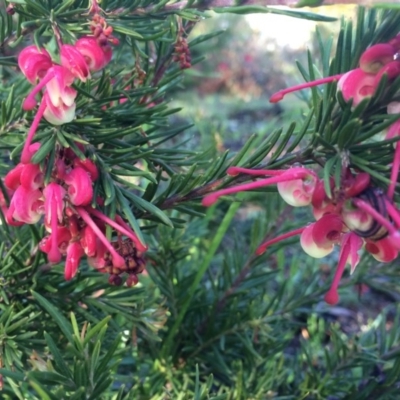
left=202, top=166, right=317, bottom=208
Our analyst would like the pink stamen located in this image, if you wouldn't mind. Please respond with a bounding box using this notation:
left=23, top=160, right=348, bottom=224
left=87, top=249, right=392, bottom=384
left=76, top=207, right=125, bottom=268
left=21, top=98, right=47, bottom=164
left=256, top=227, right=305, bottom=255
left=352, top=198, right=396, bottom=236
left=87, top=207, right=147, bottom=252
left=324, top=233, right=352, bottom=305
left=269, top=74, right=344, bottom=103
left=22, top=68, right=55, bottom=110
left=48, top=194, right=61, bottom=263
left=388, top=141, right=400, bottom=200
left=202, top=171, right=311, bottom=207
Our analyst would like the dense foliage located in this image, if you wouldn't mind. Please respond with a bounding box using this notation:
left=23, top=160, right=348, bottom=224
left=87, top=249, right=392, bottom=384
left=1, top=1, right=400, bottom=399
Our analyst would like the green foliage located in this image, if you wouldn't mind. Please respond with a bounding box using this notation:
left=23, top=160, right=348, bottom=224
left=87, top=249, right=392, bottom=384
left=1, top=0, right=400, bottom=399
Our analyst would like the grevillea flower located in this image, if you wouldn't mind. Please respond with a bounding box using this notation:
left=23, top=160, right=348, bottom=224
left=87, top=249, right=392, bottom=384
left=43, top=93, right=76, bottom=126
left=18, top=36, right=113, bottom=163
left=76, top=207, right=126, bottom=268
left=61, top=44, right=90, bottom=82
left=337, top=69, right=376, bottom=106
left=203, top=165, right=400, bottom=305
left=75, top=36, right=112, bottom=71
left=270, top=38, right=400, bottom=107
left=80, top=225, right=97, bottom=257
left=301, top=214, right=344, bottom=258
left=39, top=226, right=72, bottom=256
left=64, top=167, right=93, bottom=206
left=18, top=46, right=52, bottom=84
left=359, top=43, right=396, bottom=73
left=365, top=236, right=398, bottom=262
left=7, top=186, right=43, bottom=225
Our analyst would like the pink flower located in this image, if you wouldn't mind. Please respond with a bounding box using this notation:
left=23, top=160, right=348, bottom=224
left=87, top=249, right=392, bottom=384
left=43, top=92, right=76, bottom=125
left=39, top=226, right=72, bottom=256
left=20, top=163, right=44, bottom=190
left=300, top=215, right=348, bottom=268
left=269, top=38, right=400, bottom=107
left=61, top=44, right=90, bottom=82
left=4, top=163, right=25, bottom=191
left=64, top=167, right=93, bottom=206
left=75, top=36, right=112, bottom=71
left=6, top=186, right=43, bottom=224
left=365, top=237, right=398, bottom=262
left=337, top=68, right=376, bottom=106
left=76, top=207, right=126, bottom=268
left=203, top=165, right=400, bottom=305
left=359, top=43, right=396, bottom=73
left=18, top=46, right=52, bottom=84
left=73, top=158, right=99, bottom=181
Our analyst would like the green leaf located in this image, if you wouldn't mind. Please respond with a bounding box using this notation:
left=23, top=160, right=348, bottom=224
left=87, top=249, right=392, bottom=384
left=32, top=291, right=74, bottom=344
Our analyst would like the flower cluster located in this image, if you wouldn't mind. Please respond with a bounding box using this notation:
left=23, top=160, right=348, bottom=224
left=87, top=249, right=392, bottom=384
left=18, top=34, right=113, bottom=164
left=4, top=23, right=148, bottom=285
left=269, top=35, right=400, bottom=207
left=202, top=166, right=400, bottom=305
left=4, top=144, right=147, bottom=285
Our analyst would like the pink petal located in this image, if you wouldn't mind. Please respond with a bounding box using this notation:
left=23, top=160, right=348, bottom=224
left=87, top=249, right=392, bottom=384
left=64, top=167, right=93, bottom=206
left=61, top=44, right=90, bottom=82
left=18, top=46, right=53, bottom=84
left=359, top=44, right=395, bottom=74
left=65, top=242, right=84, bottom=280
left=75, top=36, right=112, bottom=71
left=337, top=68, right=376, bottom=106
left=300, top=223, right=335, bottom=258
left=365, top=236, right=398, bottom=262
left=9, top=186, right=44, bottom=224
